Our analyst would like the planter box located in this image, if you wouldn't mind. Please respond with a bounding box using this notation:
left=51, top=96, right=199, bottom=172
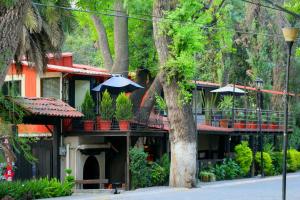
left=83, top=120, right=94, bottom=131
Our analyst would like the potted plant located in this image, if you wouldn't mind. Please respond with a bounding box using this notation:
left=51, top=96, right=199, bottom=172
left=246, top=112, right=257, bottom=129
left=81, top=92, right=95, bottom=131
left=269, top=113, right=278, bottom=129
left=99, top=90, right=114, bottom=130
left=218, top=96, right=233, bottom=128
left=115, top=92, right=133, bottom=131
left=234, top=111, right=245, bottom=129
left=199, top=171, right=216, bottom=182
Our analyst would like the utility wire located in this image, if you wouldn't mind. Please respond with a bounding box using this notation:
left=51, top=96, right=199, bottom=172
left=32, top=2, right=287, bottom=38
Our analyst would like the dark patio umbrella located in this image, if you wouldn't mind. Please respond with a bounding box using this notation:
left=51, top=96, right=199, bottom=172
left=92, top=75, right=144, bottom=94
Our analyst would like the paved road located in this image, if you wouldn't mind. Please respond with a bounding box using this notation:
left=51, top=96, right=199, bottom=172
left=43, top=172, right=300, bottom=200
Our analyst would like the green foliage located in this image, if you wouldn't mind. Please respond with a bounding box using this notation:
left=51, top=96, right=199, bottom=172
left=115, top=92, right=133, bottom=121
left=157, top=153, right=170, bottom=184
left=161, top=0, right=234, bottom=105
left=0, top=178, right=73, bottom=199
left=64, top=169, right=75, bottom=188
left=129, top=148, right=169, bottom=189
left=255, top=152, right=274, bottom=176
left=218, top=96, right=233, bottom=111
left=155, top=95, right=167, bottom=112
left=150, top=162, right=167, bottom=186
left=287, top=149, right=300, bottom=172
left=199, top=171, right=216, bottom=182
left=218, top=96, right=233, bottom=118
left=234, top=141, right=253, bottom=176
left=212, top=158, right=240, bottom=180
left=270, top=152, right=283, bottom=175
left=248, top=112, right=257, bottom=122
left=270, top=113, right=278, bottom=123
left=237, top=111, right=245, bottom=121
left=81, top=91, right=95, bottom=120
left=99, top=90, right=114, bottom=120
left=129, top=148, right=151, bottom=189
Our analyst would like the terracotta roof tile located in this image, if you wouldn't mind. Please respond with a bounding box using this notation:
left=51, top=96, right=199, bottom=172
left=10, top=97, right=83, bottom=118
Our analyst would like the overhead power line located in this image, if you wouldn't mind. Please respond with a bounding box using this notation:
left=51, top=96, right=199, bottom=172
left=32, top=2, right=287, bottom=39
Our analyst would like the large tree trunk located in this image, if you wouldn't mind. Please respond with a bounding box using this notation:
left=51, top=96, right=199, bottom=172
left=153, top=0, right=197, bottom=188
left=91, top=15, right=113, bottom=71
left=0, top=0, right=30, bottom=88
left=112, top=0, right=129, bottom=77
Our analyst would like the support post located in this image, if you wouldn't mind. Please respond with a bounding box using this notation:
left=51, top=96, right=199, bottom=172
left=249, top=135, right=255, bottom=177
left=282, top=41, right=293, bottom=200
left=126, top=132, right=131, bottom=190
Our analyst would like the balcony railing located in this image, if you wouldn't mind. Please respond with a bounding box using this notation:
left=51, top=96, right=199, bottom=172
left=63, top=106, right=166, bottom=132
left=198, top=108, right=293, bottom=130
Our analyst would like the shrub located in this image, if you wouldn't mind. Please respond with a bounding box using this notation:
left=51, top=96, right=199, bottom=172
left=255, top=152, right=274, bottom=176
left=212, top=164, right=225, bottom=180
left=212, top=159, right=240, bottom=180
left=199, top=171, right=216, bottom=182
left=81, top=92, right=95, bottom=120
left=115, top=92, right=133, bottom=121
left=100, top=90, right=114, bottom=120
left=287, top=149, right=300, bottom=172
left=129, top=148, right=151, bottom=189
left=271, top=152, right=283, bottom=175
left=234, top=141, right=253, bottom=176
left=0, top=177, right=73, bottom=199
left=150, top=162, right=167, bottom=186
left=157, top=153, right=170, bottom=184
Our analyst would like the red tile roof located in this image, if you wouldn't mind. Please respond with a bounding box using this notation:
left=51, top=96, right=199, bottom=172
left=10, top=97, right=83, bottom=118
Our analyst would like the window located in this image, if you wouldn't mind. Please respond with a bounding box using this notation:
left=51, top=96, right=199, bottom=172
left=2, top=80, right=21, bottom=96
left=41, top=77, right=61, bottom=99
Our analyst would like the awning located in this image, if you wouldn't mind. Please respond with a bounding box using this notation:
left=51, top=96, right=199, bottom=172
left=9, top=97, right=83, bottom=118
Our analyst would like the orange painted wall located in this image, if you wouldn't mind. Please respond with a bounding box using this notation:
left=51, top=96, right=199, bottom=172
left=7, top=64, right=37, bottom=97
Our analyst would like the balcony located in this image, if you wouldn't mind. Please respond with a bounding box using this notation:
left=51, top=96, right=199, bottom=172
left=63, top=107, right=167, bottom=134
left=196, top=108, right=294, bottom=134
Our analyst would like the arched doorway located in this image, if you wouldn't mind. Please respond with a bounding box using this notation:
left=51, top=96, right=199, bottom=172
left=83, top=156, right=100, bottom=189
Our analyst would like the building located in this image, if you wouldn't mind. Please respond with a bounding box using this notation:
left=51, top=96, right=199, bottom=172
left=3, top=53, right=292, bottom=189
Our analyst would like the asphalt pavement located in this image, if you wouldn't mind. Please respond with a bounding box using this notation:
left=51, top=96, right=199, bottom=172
left=41, top=172, right=300, bottom=200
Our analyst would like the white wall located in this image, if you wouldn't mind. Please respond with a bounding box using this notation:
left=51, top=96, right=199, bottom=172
left=61, top=136, right=106, bottom=185
left=75, top=80, right=90, bottom=109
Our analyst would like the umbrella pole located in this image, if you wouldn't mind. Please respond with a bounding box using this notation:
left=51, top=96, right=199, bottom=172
left=232, top=83, right=235, bottom=128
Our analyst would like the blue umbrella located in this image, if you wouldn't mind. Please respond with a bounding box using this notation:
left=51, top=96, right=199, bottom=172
left=92, top=75, right=144, bottom=94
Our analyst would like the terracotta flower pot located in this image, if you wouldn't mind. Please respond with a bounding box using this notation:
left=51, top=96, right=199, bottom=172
left=220, top=119, right=229, bottom=128
left=247, top=122, right=257, bottom=129
left=234, top=122, right=246, bottom=129
left=96, top=116, right=102, bottom=130
left=83, top=120, right=94, bottom=131
left=261, top=123, right=268, bottom=129
left=268, top=123, right=278, bottom=129
left=119, top=120, right=130, bottom=131
left=100, top=120, right=112, bottom=131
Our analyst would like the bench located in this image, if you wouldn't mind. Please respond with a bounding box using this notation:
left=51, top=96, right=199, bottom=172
left=75, top=179, right=109, bottom=189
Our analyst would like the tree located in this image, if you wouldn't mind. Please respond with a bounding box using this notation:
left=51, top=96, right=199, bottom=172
left=0, top=0, right=73, bottom=88
left=152, top=0, right=234, bottom=187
